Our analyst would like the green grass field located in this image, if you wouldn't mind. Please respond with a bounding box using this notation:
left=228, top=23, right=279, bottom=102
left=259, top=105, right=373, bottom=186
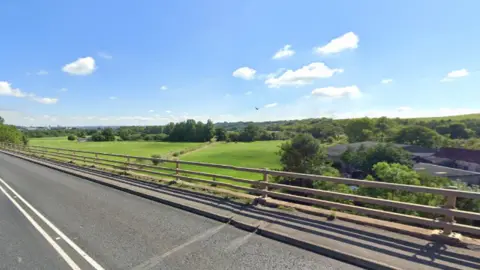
left=179, top=141, right=283, bottom=181
left=28, top=137, right=284, bottom=183
left=29, top=137, right=203, bottom=157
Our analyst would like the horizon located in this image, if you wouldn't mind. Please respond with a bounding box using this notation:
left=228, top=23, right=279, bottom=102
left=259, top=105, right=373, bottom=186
left=2, top=1, right=480, bottom=126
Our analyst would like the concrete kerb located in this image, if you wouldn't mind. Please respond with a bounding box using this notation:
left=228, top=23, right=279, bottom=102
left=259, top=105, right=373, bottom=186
left=0, top=149, right=397, bottom=270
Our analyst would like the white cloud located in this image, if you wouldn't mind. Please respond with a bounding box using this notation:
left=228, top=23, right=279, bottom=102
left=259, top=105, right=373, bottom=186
left=165, top=110, right=172, bottom=114
left=264, top=102, right=278, bottom=108
left=109, top=96, right=117, bottom=100
left=381, top=78, right=393, bottom=84
left=396, top=106, right=412, bottom=112
left=0, top=81, right=27, bottom=97
left=314, top=32, right=359, bottom=55
left=59, top=88, right=68, bottom=92
left=265, top=62, right=343, bottom=88
left=232, top=67, right=256, bottom=80
left=30, top=96, right=58, bottom=104
left=311, top=85, right=361, bottom=99
left=36, top=70, right=48, bottom=76
left=62, top=57, right=96, bottom=75
left=98, top=52, right=112, bottom=59
left=0, top=81, right=57, bottom=104
left=441, top=69, right=469, bottom=82
left=272, top=44, right=295, bottom=60
left=160, top=85, right=168, bottom=90
left=148, top=109, right=154, bottom=113
left=245, top=91, right=252, bottom=95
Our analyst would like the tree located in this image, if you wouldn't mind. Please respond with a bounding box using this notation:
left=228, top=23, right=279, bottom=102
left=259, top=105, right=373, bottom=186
left=0, top=116, right=4, bottom=125
left=0, top=124, right=25, bottom=145
left=309, top=121, right=344, bottom=141
left=118, top=128, right=131, bottom=141
left=215, top=127, right=227, bottom=141
left=203, top=119, right=215, bottom=142
left=91, top=132, right=105, bottom=142
left=356, top=162, right=448, bottom=217
left=277, top=134, right=336, bottom=187
left=344, top=118, right=375, bottom=142
left=341, top=143, right=413, bottom=175
left=226, top=131, right=240, bottom=142
left=239, top=124, right=261, bottom=142
left=164, top=122, right=175, bottom=135
left=67, top=135, right=76, bottom=141
left=393, top=126, right=443, bottom=148
left=101, top=128, right=115, bottom=141
left=436, top=122, right=471, bottom=139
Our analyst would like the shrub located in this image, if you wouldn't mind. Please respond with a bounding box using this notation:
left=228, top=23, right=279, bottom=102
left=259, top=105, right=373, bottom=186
left=151, top=154, right=163, bottom=165
left=67, top=135, right=76, bottom=141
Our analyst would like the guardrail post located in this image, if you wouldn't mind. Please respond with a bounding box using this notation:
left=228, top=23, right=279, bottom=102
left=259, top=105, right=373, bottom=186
left=263, top=168, right=269, bottom=199
left=125, top=157, right=130, bottom=174
left=442, top=186, right=458, bottom=236
left=175, top=160, right=180, bottom=181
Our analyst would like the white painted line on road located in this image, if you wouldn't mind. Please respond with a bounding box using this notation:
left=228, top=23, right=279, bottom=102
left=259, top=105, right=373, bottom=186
left=0, top=177, right=105, bottom=270
left=132, top=223, right=228, bottom=270
left=0, top=183, right=80, bottom=270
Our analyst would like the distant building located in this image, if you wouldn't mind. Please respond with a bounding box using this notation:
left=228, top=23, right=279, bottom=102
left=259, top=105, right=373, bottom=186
left=77, top=138, right=88, bottom=143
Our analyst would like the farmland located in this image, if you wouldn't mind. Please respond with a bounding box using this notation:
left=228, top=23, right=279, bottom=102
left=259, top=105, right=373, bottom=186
left=28, top=137, right=284, bottom=181
left=29, top=137, right=203, bottom=157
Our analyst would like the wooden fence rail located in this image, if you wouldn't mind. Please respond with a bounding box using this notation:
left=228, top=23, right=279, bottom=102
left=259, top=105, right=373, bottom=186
left=2, top=142, right=480, bottom=238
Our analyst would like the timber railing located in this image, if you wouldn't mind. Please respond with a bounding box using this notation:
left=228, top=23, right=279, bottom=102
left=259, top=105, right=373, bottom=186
left=2, top=143, right=480, bottom=238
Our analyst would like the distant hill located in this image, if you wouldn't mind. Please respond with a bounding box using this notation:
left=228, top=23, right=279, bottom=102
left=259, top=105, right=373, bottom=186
left=411, top=114, right=480, bottom=121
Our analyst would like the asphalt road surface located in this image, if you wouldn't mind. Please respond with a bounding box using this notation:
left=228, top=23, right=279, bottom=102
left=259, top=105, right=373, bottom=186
left=0, top=152, right=361, bottom=270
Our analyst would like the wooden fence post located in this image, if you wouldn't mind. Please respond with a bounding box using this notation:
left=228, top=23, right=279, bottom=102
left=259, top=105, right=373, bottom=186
left=125, top=157, right=130, bottom=174
left=263, top=168, right=269, bottom=199
left=175, top=160, right=180, bottom=181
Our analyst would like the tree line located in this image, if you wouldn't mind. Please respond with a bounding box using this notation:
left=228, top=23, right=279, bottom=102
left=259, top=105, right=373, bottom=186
left=19, top=115, right=480, bottom=149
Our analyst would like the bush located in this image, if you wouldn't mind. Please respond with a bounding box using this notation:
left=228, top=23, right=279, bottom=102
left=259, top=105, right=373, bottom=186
left=67, top=135, right=76, bottom=141
left=151, top=154, right=163, bottom=165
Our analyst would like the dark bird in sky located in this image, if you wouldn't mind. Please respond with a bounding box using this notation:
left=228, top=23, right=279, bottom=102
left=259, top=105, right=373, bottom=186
left=255, top=107, right=259, bottom=110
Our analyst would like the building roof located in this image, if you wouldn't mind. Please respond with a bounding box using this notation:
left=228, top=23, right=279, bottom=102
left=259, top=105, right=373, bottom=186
left=414, top=162, right=480, bottom=177
left=435, top=148, right=480, bottom=165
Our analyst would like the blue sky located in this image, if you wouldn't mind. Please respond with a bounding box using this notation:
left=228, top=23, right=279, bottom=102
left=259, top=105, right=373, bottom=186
left=1, top=0, right=480, bottom=126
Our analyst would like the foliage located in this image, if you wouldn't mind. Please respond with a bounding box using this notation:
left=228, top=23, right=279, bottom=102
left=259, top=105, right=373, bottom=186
left=151, top=154, right=163, bottom=165
left=67, top=135, right=76, bottom=141
left=341, top=143, right=413, bottom=175
left=0, top=123, right=25, bottom=145
left=357, top=162, right=449, bottom=217
left=344, top=118, right=375, bottom=142
left=167, top=119, right=215, bottom=142
left=239, top=124, right=261, bottom=142
left=215, top=127, right=227, bottom=141
left=393, top=126, right=443, bottom=148
left=276, top=134, right=338, bottom=188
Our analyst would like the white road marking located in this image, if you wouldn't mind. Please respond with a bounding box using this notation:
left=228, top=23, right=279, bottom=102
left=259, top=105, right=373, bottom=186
left=0, top=177, right=105, bottom=270
left=132, top=223, right=228, bottom=270
left=0, top=184, right=80, bottom=270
